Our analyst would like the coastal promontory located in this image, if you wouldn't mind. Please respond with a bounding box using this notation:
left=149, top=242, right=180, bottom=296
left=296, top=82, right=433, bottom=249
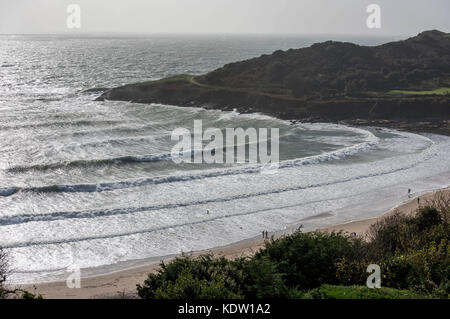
left=98, top=30, right=450, bottom=134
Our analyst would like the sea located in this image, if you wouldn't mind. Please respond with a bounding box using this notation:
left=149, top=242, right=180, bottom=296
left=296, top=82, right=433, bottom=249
left=0, top=34, right=449, bottom=284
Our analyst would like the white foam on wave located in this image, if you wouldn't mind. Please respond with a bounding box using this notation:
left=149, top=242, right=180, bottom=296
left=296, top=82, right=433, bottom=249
left=279, top=125, right=380, bottom=167
left=0, top=123, right=378, bottom=196
left=154, top=103, right=294, bottom=125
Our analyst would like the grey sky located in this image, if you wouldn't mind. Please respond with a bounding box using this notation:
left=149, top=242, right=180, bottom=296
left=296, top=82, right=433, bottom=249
left=0, top=0, right=449, bottom=35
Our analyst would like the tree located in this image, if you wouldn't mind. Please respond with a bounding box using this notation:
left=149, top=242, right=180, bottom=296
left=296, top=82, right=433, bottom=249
left=0, top=247, right=9, bottom=298
left=0, top=247, right=42, bottom=299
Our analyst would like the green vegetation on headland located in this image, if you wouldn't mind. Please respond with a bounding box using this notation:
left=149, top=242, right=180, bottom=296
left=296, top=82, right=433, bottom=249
left=136, top=74, right=193, bottom=86
left=136, top=192, right=450, bottom=299
left=389, top=87, right=450, bottom=96
left=98, top=30, right=450, bottom=135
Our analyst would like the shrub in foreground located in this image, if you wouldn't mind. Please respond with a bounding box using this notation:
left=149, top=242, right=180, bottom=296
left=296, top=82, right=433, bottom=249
left=137, top=255, right=244, bottom=299
left=137, top=194, right=450, bottom=299
left=254, top=230, right=366, bottom=290
left=137, top=231, right=365, bottom=298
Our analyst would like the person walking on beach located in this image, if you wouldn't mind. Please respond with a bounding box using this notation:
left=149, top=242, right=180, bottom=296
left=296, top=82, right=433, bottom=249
left=408, top=189, right=411, bottom=198
left=262, top=231, right=265, bottom=239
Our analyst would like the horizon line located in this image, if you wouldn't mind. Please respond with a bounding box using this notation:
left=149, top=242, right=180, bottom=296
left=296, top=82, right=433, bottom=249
left=0, top=31, right=414, bottom=38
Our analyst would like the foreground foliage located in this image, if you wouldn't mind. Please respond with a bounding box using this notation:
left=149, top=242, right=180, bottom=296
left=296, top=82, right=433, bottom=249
left=138, top=192, right=449, bottom=299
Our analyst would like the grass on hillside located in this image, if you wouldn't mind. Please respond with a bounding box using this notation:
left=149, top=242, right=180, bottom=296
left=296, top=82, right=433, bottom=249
left=389, top=87, right=450, bottom=95
left=136, top=74, right=192, bottom=86
left=303, top=285, right=429, bottom=299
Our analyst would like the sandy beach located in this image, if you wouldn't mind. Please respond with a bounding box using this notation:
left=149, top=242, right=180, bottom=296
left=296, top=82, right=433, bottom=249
left=19, top=188, right=449, bottom=299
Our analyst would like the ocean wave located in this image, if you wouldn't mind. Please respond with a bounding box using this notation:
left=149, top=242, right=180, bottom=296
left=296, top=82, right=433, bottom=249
left=0, top=119, right=124, bottom=131
left=278, top=125, right=380, bottom=168
left=0, top=137, right=437, bottom=231
left=2, top=127, right=380, bottom=195
left=0, top=143, right=437, bottom=247
left=3, top=128, right=293, bottom=173
left=74, top=136, right=158, bottom=148
left=5, top=153, right=174, bottom=173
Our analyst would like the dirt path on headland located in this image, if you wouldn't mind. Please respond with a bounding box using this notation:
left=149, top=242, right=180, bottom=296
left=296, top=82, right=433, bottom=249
left=19, top=188, right=449, bottom=299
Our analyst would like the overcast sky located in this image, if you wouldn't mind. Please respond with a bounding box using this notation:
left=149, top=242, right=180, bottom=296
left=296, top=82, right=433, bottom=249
left=0, top=0, right=449, bottom=36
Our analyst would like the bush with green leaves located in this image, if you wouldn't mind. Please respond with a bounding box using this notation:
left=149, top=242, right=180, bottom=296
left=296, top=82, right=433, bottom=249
left=381, top=238, right=450, bottom=293
left=335, top=257, right=374, bottom=286
left=255, top=230, right=367, bottom=290
left=152, top=266, right=242, bottom=299
left=137, top=254, right=245, bottom=299
left=137, top=231, right=366, bottom=298
left=365, top=203, right=450, bottom=295
left=366, top=207, right=448, bottom=259
left=238, top=256, right=290, bottom=298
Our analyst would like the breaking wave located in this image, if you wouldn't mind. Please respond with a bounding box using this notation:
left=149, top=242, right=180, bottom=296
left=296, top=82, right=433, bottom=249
left=1, top=126, right=381, bottom=196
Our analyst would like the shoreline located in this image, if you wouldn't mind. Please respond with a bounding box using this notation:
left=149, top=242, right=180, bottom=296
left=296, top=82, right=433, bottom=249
left=99, top=86, right=450, bottom=137
left=19, top=188, right=449, bottom=299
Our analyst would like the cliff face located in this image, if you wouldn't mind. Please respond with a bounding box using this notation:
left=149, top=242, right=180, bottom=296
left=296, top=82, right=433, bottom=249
left=99, top=31, right=450, bottom=134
